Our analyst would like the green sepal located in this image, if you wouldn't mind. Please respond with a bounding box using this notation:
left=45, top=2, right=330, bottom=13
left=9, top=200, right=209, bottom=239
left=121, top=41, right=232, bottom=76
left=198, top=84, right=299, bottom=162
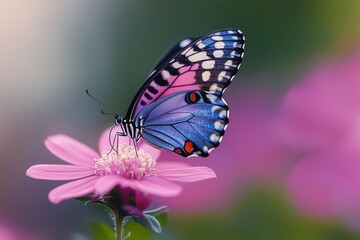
left=122, top=211, right=168, bottom=239
left=144, top=206, right=168, bottom=217
left=133, top=214, right=161, bottom=234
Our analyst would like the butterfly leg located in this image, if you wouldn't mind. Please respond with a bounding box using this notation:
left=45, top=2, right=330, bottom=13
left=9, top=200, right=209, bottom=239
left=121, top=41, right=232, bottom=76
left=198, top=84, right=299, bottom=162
left=131, top=138, right=139, bottom=158
left=107, top=127, right=126, bottom=155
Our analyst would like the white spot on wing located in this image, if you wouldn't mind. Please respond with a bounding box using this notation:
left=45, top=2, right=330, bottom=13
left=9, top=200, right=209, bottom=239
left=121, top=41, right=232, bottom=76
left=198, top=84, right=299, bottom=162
left=202, top=71, right=211, bottom=81
left=209, top=83, right=222, bottom=93
left=172, top=61, right=184, bottom=68
left=211, top=106, right=221, bottom=113
left=215, top=41, right=225, bottom=49
left=225, top=60, right=233, bottom=66
left=201, top=60, right=215, bottom=69
left=161, top=70, right=170, bottom=80
left=218, top=71, right=230, bottom=81
left=224, top=60, right=236, bottom=69
left=198, top=42, right=206, bottom=49
left=203, top=146, right=209, bottom=153
left=219, top=110, right=227, bottom=118
left=210, top=133, right=220, bottom=142
left=233, top=42, right=242, bottom=48
left=231, top=50, right=240, bottom=57
left=214, top=120, right=224, bottom=130
left=211, top=36, right=223, bottom=41
left=213, top=50, right=224, bottom=58
left=206, top=93, right=218, bottom=103
left=180, top=39, right=192, bottom=48
left=188, top=52, right=211, bottom=62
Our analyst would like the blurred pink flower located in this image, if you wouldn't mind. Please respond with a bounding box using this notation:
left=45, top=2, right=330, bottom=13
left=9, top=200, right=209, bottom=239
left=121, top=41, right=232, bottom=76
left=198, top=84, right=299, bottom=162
left=153, top=88, right=294, bottom=212
left=282, top=44, right=360, bottom=228
left=0, top=223, right=17, bottom=240
left=26, top=127, right=216, bottom=204
left=278, top=45, right=360, bottom=150
left=288, top=130, right=360, bottom=228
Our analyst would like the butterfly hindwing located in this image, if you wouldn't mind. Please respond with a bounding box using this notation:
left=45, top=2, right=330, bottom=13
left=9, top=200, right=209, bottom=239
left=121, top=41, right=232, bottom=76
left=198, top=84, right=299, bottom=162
left=126, top=29, right=244, bottom=119
left=135, top=90, right=229, bottom=157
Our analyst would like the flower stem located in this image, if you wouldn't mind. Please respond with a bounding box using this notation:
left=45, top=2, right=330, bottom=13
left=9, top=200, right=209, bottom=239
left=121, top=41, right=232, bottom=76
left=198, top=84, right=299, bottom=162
left=113, top=210, right=123, bottom=240
left=113, top=210, right=133, bottom=240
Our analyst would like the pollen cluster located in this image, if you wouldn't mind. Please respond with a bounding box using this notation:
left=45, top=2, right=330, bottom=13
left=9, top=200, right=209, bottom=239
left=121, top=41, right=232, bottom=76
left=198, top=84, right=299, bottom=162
left=94, top=144, right=157, bottom=179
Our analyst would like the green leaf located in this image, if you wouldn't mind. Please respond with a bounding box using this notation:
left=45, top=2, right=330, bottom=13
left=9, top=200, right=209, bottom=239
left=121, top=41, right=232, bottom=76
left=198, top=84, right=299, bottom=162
left=144, top=206, right=168, bottom=217
left=90, top=221, right=114, bottom=240
left=122, top=212, right=168, bottom=240
left=134, top=214, right=161, bottom=234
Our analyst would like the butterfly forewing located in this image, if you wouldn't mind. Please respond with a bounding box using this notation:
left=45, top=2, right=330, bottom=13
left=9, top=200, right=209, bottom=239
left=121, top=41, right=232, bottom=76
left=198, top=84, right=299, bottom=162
left=150, top=37, right=196, bottom=73
left=126, top=29, right=245, bottom=120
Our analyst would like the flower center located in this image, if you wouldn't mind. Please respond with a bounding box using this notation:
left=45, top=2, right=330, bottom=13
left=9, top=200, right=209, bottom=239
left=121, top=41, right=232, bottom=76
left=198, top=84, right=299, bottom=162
left=94, top=144, right=157, bottom=179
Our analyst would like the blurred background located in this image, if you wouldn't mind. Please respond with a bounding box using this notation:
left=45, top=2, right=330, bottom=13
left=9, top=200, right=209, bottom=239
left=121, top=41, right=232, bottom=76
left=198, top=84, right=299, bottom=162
left=1, top=0, right=360, bottom=239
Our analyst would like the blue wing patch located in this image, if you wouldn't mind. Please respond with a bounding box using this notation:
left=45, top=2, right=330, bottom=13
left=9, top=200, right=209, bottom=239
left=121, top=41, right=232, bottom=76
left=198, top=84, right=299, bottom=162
left=136, top=90, right=229, bottom=157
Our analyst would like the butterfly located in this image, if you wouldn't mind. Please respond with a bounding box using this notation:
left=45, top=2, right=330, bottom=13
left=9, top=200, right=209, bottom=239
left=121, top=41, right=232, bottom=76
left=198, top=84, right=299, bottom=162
left=114, top=29, right=245, bottom=157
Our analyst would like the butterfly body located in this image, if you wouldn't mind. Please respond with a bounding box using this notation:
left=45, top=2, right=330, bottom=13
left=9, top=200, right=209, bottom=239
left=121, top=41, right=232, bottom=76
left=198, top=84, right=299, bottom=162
left=115, top=29, right=245, bottom=157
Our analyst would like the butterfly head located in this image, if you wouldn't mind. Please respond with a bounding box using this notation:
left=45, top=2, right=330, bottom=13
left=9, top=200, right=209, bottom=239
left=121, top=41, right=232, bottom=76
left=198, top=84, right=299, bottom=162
left=114, top=115, right=123, bottom=125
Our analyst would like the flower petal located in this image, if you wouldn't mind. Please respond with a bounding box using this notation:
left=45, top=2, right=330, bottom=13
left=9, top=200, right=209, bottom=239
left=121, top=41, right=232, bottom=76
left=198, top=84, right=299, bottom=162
left=98, top=126, right=129, bottom=153
left=95, top=175, right=127, bottom=195
left=156, top=161, right=191, bottom=169
left=45, top=134, right=99, bottom=166
left=49, top=176, right=98, bottom=204
left=157, top=166, right=217, bottom=182
left=95, top=175, right=182, bottom=197
left=139, top=140, right=161, bottom=160
left=134, top=177, right=182, bottom=197
left=26, top=164, right=94, bottom=180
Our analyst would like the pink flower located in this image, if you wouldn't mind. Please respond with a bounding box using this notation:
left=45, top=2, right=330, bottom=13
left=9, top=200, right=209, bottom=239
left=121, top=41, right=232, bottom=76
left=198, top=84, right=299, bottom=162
left=26, top=127, right=216, bottom=204
left=281, top=43, right=360, bottom=228
left=288, top=131, right=360, bottom=229
left=278, top=45, right=360, bottom=150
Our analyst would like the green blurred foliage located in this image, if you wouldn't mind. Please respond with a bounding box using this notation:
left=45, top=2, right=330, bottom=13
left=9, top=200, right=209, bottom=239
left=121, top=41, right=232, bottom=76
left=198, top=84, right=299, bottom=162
left=105, top=0, right=360, bottom=105
left=91, top=222, right=114, bottom=240
left=157, top=187, right=360, bottom=240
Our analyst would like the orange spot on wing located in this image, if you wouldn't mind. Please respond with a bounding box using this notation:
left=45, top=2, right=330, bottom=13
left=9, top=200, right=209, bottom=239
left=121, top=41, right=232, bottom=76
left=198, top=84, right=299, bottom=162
left=174, top=148, right=182, bottom=154
left=189, top=92, right=200, bottom=103
left=184, top=140, right=194, bottom=154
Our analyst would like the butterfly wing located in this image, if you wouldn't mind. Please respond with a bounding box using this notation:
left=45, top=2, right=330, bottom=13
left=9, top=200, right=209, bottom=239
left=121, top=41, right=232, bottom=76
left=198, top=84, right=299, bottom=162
left=150, top=37, right=196, bottom=72
left=135, top=90, right=228, bottom=157
left=126, top=29, right=244, bottom=120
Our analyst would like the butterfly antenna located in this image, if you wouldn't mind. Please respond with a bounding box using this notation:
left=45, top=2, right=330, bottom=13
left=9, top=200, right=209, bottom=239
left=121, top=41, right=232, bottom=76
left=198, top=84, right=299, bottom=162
left=101, top=110, right=115, bottom=116
left=85, top=89, right=116, bottom=115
